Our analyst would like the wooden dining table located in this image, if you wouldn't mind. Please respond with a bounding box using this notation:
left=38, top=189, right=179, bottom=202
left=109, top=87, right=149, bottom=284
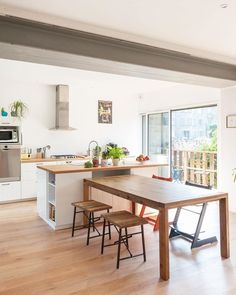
left=83, top=174, right=230, bottom=281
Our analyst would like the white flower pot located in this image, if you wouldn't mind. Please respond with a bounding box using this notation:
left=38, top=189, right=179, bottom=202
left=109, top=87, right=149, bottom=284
left=112, top=158, right=120, bottom=166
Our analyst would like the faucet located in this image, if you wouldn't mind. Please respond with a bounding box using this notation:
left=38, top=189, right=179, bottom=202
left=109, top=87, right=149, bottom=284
left=87, top=140, right=99, bottom=158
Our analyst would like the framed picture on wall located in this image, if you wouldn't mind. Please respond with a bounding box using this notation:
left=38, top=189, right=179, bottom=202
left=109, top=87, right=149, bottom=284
left=98, top=100, right=112, bottom=124
left=226, top=114, right=236, bottom=128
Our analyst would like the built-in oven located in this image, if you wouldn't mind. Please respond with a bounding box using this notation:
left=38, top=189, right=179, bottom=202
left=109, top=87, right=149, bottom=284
left=0, top=145, right=21, bottom=182
left=0, top=126, right=20, bottom=144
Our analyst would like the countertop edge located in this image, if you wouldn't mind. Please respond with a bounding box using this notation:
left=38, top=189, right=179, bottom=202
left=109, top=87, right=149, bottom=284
left=37, top=163, right=168, bottom=174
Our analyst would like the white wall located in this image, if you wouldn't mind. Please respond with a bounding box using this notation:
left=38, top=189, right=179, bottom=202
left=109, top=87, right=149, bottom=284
left=218, top=86, right=236, bottom=212
left=138, top=84, right=220, bottom=113
left=0, top=80, right=140, bottom=155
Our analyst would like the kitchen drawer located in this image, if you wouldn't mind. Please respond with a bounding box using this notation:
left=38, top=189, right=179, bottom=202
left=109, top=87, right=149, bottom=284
left=0, top=181, right=21, bottom=202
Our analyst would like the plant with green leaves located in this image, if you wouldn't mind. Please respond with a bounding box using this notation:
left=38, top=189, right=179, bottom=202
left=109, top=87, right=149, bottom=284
left=93, top=145, right=101, bottom=158
left=108, top=146, right=124, bottom=159
left=102, top=149, right=110, bottom=159
left=10, top=100, right=28, bottom=118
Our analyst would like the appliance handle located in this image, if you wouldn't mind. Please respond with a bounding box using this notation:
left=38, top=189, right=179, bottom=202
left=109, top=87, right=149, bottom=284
left=1, top=183, right=10, bottom=185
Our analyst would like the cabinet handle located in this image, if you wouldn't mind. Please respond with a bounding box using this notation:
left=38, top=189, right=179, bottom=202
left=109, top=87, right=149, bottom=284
left=1, top=183, right=10, bottom=186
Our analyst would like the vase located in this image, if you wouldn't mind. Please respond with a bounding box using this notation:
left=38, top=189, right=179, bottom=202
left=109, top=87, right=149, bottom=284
left=112, top=158, right=120, bottom=166
left=101, top=159, right=108, bottom=167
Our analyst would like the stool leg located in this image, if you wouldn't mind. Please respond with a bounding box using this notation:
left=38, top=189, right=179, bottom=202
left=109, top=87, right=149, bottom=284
left=125, top=228, right=129, bottom=248
left=87, top=212, right=92, bottom=246
left=72, top=206, right=76, bottom=237
left=141, top=224, right=146, bottom=262
left=107, top=209, right=111, bottom=240
left=101, top=219, right=106, bottom=254
left=117, top=228, right=122, bottom=269
left=92, top=212, right=95, bottom=232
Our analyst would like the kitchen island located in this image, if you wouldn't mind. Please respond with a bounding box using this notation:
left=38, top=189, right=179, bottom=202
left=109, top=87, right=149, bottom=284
left=37, top=162, right=168, bottom=230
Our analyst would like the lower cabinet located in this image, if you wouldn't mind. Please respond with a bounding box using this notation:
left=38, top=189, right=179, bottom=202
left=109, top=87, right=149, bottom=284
left=0, top=182, right=21, bottom=202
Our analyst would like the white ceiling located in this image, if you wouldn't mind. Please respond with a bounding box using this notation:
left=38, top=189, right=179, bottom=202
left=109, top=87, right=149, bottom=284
left=0, top=0, right=236, bottom=65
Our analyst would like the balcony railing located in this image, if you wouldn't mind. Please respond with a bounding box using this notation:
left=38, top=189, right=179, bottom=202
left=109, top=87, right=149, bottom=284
left=172, top=150, right=217, bottom=188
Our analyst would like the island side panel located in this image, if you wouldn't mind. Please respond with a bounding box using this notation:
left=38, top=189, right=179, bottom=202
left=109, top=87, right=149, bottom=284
left=55, top=171, right=92, bottom=230
left=37, top=168, right=48, bottom=222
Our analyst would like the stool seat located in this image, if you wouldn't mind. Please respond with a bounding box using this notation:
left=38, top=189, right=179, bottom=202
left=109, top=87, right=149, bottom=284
left=72, top=200, right=112, bottom=212
left=102, top=210, right=148, bottom=228
left=71, top=200, right=112, bottom=245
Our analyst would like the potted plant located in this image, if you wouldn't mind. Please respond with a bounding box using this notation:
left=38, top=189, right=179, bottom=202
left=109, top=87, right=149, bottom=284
left=101, top=149, right=110, bottom=167
left=1, top=107, right=8, bottom=117
left=10, top=100, right=28, bottom=118
left=108, top=146, right=124, bottom=166
left=92, top=145, right=101, bottom=167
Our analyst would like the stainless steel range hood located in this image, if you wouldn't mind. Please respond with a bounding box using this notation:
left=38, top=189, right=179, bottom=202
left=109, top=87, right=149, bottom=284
left=50, top=85, right=76, bottom=130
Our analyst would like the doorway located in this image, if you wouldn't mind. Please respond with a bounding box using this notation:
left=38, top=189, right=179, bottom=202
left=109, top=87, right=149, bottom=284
left=142, top=105, right=218, bottom=187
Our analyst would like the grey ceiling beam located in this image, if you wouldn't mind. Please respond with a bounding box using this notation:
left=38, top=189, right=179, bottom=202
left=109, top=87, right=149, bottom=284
left=0, top=15, right=236, bottom=81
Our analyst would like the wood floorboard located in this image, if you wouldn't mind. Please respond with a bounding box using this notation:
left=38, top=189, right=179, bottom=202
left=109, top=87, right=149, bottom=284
left=0, top=201, right=236, bottom=295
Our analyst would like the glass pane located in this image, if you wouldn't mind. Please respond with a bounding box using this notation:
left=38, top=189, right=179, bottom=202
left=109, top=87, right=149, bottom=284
left=148, top=112, right=169, bottom=163
left=171, top=105, right=217, bottom=187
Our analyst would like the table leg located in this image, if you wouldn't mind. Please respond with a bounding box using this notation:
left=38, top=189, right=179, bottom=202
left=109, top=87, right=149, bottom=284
left=219, top=196, right=230, bottom=258
left=83, top=180, right=90, bottom=225
left=131, top=201, right=136, bottom=214
left=159, top=208, right=169, bottom=281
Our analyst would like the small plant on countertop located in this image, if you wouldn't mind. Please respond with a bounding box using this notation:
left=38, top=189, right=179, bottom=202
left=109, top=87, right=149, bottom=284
left=108, top=147, right=124, bottom=159
left=102, top=149, right=110, bottom=159
left=93, top=145, right=101, bottom=158
left=122, top=147, right=130, bottom=156
left=10, top=100, right=28, bottom=118
left=84, top=161, right=93, bottom=168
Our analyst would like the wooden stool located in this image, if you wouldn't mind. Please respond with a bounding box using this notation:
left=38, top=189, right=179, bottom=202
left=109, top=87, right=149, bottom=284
left=71, top=200, right=112, bottom=245
left=101, top=210, right=148, bottom=269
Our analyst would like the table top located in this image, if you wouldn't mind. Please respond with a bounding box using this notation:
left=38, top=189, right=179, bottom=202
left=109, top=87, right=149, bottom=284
left=85, top=175, right=227, bottom=209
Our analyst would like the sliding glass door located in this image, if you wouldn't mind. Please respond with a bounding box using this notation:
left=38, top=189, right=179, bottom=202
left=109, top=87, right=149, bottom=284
left=142, top=105, right=217, bottom=187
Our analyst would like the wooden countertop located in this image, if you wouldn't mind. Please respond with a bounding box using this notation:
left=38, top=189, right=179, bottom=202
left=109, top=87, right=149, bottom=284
left=21, top=157, right=87, bottom=163
left=37, top=162, right=168, bottom=174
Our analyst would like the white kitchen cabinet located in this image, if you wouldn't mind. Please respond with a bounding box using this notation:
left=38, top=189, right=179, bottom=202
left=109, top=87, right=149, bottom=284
left=0, top=181, right=21, bottom=202
left=21, top=161, right=59, bottom=199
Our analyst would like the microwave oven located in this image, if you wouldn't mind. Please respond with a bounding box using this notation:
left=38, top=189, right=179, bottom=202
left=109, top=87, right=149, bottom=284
left=0, top=126, right=20, bottom=144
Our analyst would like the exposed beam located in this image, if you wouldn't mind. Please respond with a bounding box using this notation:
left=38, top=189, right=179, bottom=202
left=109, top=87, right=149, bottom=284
left=0, top=15, right=236, bottom=82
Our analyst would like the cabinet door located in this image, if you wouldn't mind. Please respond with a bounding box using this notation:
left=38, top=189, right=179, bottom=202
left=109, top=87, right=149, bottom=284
left=0, top=182, right=21, bottom=202
left=21, top=181, right=37, bottom=199
left=21, top=163, right=37, bottom=181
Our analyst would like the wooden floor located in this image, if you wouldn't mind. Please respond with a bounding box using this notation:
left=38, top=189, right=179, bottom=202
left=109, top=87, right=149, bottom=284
left=0, top=201, right=236, bottom=295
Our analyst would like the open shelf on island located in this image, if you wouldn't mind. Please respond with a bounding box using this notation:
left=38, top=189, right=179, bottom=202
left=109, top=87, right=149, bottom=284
left=49, top=173, right=55, bottom=185
left=49, top=203, right=56, bottom=222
